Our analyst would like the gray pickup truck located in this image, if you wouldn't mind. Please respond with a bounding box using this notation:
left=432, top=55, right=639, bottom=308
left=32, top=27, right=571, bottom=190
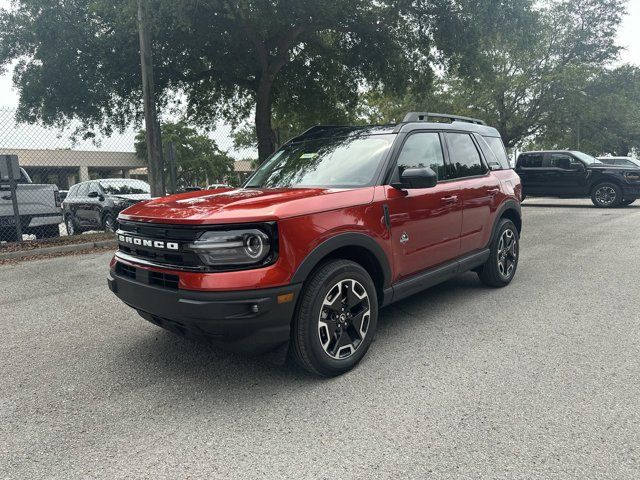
left=0, top=168, right=63, bottom=242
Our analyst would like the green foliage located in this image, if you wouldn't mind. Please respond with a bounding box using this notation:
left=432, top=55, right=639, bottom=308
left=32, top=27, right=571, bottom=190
left=135, top=121, right=234, bottom=188
left=0, top=0, right=428, bottom=160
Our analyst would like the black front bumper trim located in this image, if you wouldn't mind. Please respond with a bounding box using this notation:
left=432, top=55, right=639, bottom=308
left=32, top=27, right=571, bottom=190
left=108, top=271, right=302, bottom=355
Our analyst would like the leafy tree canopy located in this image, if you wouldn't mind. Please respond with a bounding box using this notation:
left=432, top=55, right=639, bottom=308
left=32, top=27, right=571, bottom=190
left=0, top=0, right=437, bottom=160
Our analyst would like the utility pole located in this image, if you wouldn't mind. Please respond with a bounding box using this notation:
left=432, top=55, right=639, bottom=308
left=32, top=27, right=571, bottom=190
left=138, top=0, right=165, bottom=197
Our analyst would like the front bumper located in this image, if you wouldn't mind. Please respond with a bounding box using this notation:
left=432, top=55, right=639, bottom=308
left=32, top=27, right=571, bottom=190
left=108, top=269, right=302, bottom=355
left=622, top=185, right=640, bottom=198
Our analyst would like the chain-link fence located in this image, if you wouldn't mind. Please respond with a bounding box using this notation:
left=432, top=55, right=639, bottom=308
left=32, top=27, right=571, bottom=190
left=0, top=107, right=256, bottom=244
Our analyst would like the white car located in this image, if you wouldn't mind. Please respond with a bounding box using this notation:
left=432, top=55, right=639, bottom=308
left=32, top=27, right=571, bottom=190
left=0, top=167, right=63, bottom=242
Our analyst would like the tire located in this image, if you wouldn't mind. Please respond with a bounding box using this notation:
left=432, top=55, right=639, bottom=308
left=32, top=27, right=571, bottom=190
left=477, top=218, right=520, bottom=288
left=34, top=224, right=61, bottom=239
left=65, top=214, right=81, bottom=236
left=0, top=226, right=19, bottom=243
left=102, top=213, right=117, bottom=232
left=621, top=198, right=636, bottom=206
left=591, top=182, right=623, bottom=208
left=290, top=259, right=378, bottom=377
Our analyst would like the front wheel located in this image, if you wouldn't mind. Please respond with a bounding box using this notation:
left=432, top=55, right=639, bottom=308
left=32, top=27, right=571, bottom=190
left=291, top=259, right=378, bottom=377
left=591, top=182, right=622, bottom=208
left=102, top=213, right=117, bottom=232
left=478, top=219, right=520, bottom=288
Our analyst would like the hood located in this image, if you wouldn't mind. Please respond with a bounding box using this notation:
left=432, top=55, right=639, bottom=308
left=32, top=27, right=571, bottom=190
left=588, top=164, right=640, bottom=172
left=119, top=187, right=375, bottom=225
left=111, top=194, right=152, bottom=202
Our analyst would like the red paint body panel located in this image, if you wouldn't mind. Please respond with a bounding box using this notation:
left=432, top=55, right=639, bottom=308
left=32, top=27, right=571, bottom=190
left=112, top=171, right=521, bottom=293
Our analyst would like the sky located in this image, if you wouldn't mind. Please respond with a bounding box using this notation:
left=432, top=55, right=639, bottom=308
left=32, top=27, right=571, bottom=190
left=0, top=0, right=639, bottom=147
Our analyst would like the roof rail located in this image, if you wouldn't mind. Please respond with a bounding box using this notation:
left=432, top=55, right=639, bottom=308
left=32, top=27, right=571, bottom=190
left=402, top=112, right=486, bottom=126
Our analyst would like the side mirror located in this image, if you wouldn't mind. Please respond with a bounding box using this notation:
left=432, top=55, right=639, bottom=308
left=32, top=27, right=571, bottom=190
left=393, top=167, right=438, bottom=190
left=87, top=191, right=99, bottom=198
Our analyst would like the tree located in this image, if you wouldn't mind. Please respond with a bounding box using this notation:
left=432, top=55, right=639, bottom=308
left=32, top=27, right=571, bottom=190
left=365, top=0, right=626, bottom=149
left=0, top=0, right=427, bottom=162
left=530, top=65, right=640, bottom=155
left=135, top=121, right=234, bottom=188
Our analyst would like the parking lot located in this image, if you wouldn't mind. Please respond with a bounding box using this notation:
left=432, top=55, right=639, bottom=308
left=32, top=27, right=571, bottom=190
left=1, top=198, right=639, bottom=479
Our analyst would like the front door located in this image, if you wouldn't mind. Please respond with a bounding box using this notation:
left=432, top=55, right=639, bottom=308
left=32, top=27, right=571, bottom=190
left=385, top=131, right=462, bottom=280
left=543, top=153, right=587, bottom=196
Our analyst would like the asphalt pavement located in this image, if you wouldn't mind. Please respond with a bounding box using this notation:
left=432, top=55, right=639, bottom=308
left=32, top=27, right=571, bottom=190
left=1, top=198, right=639, bottom=479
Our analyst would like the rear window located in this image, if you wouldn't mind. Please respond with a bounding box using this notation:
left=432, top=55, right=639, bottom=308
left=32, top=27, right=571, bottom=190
left=518, top=154, right=543, bottom=168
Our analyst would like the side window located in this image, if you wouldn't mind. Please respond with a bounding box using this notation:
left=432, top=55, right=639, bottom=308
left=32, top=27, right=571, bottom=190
left=547, top=153, right=572, bottom=170
left=76, top=183, right=89, bottom=196
left=483, top=136, right=511, bottom=169
left=88, top=182, right=100, bottom=195
left=445, top=132, right=487, bottom=178
left=519, top=154, right=543, bottom=168
left=396, top=132, right=447, bottom=181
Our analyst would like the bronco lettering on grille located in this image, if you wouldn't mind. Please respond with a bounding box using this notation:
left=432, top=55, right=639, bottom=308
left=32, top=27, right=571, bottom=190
left=118, top=234, right=179, bottom=251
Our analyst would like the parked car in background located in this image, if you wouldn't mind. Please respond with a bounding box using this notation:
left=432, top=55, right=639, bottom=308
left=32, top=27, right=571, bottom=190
left=0, top=167, right=62, bottom=242
left=597, top=156, right=640, bottom=168
left=515, top=150, right=640, bottom=207
left=109, top=112, right=522, bottom=376
left=63, top=179, right=151, bottom=234
left=58, top=190, right=69, bottom=202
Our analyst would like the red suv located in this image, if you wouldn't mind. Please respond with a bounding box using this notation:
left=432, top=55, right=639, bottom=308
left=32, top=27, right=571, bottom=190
left=108, top=112, right=522, bottom=376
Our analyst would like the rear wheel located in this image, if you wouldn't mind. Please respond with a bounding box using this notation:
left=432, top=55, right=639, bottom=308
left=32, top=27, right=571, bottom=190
left=478, top=219, right=519, bottom=288
left=291, top=259, right=378, bottom=377
left=65, top=214, right=81, bottom=236
left=591, top=182, right=622, bottom=208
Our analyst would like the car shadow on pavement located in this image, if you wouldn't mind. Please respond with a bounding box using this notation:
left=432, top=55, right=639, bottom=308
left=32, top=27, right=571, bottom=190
left=522, top=203, right=640, bottom=209
left=115, top=272, right=488, bottom=391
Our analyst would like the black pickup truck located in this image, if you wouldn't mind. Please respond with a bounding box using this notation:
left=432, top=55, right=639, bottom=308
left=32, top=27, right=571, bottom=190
left=515, top=150, right=640, bottom=207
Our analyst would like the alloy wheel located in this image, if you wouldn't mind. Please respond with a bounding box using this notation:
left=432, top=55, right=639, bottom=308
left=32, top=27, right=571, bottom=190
left=497, top=229, right=518, bottom=278
left=66, top=217, right=75, bottom=235
left=318, top=279, right=371, bottom=360
left=594, top=186, right=617, bottom=206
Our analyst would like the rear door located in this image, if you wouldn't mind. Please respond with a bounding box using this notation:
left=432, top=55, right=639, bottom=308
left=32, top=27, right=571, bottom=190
left=73, top=182, right=92, bottom=227
left=385, top=131, right=462, bottom=279
left=515, top=153, right=545, bottom=194
left=444, top=132, right=501, bottom=254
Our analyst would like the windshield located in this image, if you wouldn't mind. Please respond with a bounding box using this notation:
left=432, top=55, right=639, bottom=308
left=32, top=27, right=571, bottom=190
left=245, top=134, right=395, bottom=189
left=98, top=179, right=150, bottom=195
left=572, top=151, right=602, bottom=164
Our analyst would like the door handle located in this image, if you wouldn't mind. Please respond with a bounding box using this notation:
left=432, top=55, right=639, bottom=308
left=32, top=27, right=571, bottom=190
left=441, top=195, right=458, bottom=204
left=1, top=195, right=12, bottom=200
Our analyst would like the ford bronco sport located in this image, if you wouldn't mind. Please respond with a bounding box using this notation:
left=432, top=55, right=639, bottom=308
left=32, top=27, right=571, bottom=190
left=516, top=150, right=640, bottom=207
left=108, top=112, right=522, bottom=376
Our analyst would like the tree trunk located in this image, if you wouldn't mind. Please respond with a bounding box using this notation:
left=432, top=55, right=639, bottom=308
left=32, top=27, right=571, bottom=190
left=255, top=75, right=276, bottom=163
left=137, top=0, right=165, bottom=197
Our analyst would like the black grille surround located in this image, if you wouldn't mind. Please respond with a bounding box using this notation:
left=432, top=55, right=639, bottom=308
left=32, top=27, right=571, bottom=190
left=116, top=220, right=279, bottom=272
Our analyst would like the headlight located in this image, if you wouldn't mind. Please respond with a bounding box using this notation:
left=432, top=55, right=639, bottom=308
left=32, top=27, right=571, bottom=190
left=624, top=171, right=640, bottom=182
left=187, top=228, right=274, bottom=267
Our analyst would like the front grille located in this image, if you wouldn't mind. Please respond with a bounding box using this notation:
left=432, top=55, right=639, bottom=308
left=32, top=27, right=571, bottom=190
left=149, top=271, right=179, bottom=289
left=116, top=262, right=136, bottom=280
left=115, top=262, right=180, bottom=290
left=117, top=220, right=204, bottom=270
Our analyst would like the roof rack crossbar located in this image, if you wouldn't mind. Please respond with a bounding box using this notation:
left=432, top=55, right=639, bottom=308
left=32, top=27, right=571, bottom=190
left=402, top=112, right=486, bottom=126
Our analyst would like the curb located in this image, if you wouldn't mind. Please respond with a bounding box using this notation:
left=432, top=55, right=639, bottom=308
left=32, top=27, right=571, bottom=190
left=0, top=239, right=117, bottom=260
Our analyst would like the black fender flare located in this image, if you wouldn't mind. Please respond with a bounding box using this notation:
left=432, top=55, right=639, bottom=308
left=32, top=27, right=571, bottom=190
left=290, top=232, right=392, bottom=288
left=588, top=175, right=625, bottom=194
left=487, top=199, right=522, bottom=248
